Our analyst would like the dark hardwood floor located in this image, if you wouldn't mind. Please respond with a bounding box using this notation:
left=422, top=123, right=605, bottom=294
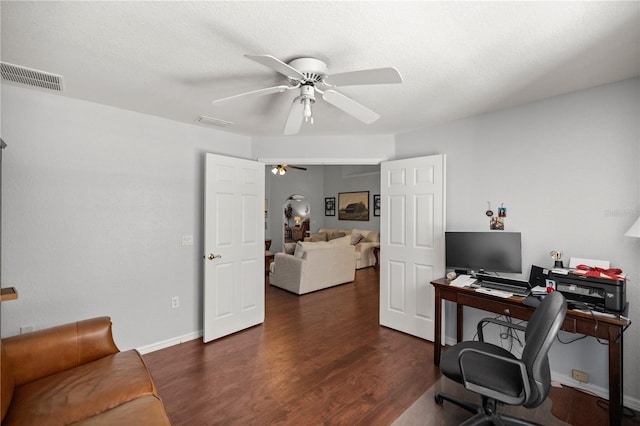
left=144, top=268, right=638, bottom=425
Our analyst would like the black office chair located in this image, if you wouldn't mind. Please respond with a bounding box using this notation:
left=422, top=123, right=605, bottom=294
left=435, top=291, right=567, bottom=425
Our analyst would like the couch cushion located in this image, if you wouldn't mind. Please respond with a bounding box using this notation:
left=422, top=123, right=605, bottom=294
left=329, top=232, right=346, bottom=240
left=328, top=235, right=351, bottom=246
left=317, top=228, right=338, bottom=236
left=3, top=350, right=156, bottom=426
left=71, top=395, right=171, bottom=426
left=307, top=232, right=328, bottom=242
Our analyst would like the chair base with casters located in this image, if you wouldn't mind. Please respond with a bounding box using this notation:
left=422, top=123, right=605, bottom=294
left=435, top=291, right=567, bottom=426
left=434, top=392, right=542, bottom=426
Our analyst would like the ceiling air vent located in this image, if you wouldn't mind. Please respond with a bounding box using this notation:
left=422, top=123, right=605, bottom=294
left=1, top=62, right=64, bottom=92
left=195, top=116, right=233, bottom=128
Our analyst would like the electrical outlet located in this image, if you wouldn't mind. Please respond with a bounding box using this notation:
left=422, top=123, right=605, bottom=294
left=181, top=235, right=193, bottom=246
left=20, top=325, right=34, bottom=334
left=572, top=369, right=589, bottom=383
left=172, top=296, right=179, bottom=308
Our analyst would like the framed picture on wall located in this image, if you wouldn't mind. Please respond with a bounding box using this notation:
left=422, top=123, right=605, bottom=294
left=338, top=191, right=369, bottom=221
left=373, top=194, right=380, bottom=217
left=325, top=197, right=335, bottom=216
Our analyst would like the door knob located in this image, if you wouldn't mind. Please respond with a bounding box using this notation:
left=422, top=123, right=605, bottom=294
left=206, top=253, right=222, bottom=260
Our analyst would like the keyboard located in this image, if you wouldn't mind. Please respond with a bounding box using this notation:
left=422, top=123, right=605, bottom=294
left=477, top=281, right=530, bottom=296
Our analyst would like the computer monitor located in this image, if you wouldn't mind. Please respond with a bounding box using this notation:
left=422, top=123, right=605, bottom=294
left=445, top=231, right=522, bottom=274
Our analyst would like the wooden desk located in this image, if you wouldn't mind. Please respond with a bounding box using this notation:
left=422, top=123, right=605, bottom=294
left=431, top=277, right=629, bottom=426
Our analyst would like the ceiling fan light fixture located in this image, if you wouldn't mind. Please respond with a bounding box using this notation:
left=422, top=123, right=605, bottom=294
left=303, top=98, right=313, bottom=123
left=300, top=85, right=316, bottom=124
left=272, top=165, right=287, bottom=175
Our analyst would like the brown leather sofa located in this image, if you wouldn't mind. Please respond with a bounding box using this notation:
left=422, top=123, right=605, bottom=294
left=1, top=317, right=171, bottom=425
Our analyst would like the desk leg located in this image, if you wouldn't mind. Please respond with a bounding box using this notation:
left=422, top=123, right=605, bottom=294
left=609, top=331, right=623, bottom=425
left=457, top=303, right=464, bottom=343
left=434, top=287, right=442, bottom=366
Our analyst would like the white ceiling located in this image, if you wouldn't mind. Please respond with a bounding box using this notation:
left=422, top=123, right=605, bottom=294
left=1, top=1, right=638, bottom=137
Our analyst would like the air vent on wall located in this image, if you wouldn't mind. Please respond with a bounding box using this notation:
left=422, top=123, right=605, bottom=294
left=1, top=62, right=64, bottom=92
left=195, top=116, right=233, bottom=128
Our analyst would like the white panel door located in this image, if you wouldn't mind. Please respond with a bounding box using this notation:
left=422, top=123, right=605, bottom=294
left=203, top=153, right=265, bottom=343
left=380, top=154, right=446, bottom=341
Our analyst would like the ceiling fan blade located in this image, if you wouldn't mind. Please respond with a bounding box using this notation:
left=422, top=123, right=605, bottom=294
left=211, top=85, right=292, bottom=104
left=324, top=67, right=403, bottom=86
left=286, top=165, right=307, bottom=170
left=284, top=98, right=304, bottom=135
left=322, top=90, right=380, bottom=124
left=245, top=54, right=306, bottom=81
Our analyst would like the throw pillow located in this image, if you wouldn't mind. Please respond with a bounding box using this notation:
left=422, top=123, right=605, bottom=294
left=350, top=232, right=364, bottom=245
left=283, top=243, right=296, bottom=255
left=330, top=232, right=346, bottom=240
left=294, top=242, right=305, bottom=258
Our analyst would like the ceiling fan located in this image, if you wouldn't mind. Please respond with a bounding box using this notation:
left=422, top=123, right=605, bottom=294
left=211, top=54, right=403, bottom=135
left=271, top=164, right=307, bottom=175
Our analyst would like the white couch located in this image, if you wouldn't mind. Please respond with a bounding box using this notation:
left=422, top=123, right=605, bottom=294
left=308, top=228, right=380, bottom=269
left=269, top=237, right=356, bottom=295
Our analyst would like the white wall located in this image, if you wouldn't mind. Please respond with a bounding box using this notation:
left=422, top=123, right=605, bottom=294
left=395, top=78, right=640, bottom=406
left=253, top=134, right=395, bottom=161
left=0, top=85, right=252, bottom=350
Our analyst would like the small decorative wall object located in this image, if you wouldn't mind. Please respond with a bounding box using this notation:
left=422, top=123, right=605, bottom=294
left=373, top=194, right=381, bottom=217
left=490, top=216, right=505, bottom=230
left=325, top=197, right=335, bottom=216
left=488, top=202, right=507, bottom=230
left=550, top=251, right=564, bottom=268
left=485, top=202, right=494, bottom=217
left=338, top=191, right=369, bottom=221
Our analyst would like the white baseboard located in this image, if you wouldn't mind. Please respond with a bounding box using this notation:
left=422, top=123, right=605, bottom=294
left=136, top=330, right=202, bottom=355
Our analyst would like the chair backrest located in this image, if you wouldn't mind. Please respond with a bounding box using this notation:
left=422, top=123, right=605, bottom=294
left=521, top=291, right=567, bottom=408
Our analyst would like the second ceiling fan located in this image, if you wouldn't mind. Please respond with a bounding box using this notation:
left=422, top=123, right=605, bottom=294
left=271, top=164, right=307, bottom=175
left=211, top=54, right=403, bottom=135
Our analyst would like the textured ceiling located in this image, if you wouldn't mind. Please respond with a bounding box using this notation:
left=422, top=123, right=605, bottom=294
left=1, top=1, right=638, bottom=137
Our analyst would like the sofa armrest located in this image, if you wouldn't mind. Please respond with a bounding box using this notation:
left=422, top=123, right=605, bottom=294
left=355, top=241, right=380, bottom=253
left=2, top=317, right=119, bottom=386
left=271, top=253, right=304, bottom=280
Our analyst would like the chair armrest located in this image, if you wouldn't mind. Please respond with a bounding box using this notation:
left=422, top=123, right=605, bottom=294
left=2, top=317, right=119, bottom=386
left=477, top=317, right=526, bottom=342
left=458, top=347, right=530, bottom=405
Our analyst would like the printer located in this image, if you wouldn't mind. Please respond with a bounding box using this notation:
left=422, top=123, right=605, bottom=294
left=548, top=271, right=626, bottom=311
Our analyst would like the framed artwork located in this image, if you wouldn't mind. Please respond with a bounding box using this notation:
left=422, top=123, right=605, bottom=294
left=325, top=197, right=335, bottom=216
left=338, top=191, right=369, bottom=221
left=373, top=194, right=380, bottom=217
